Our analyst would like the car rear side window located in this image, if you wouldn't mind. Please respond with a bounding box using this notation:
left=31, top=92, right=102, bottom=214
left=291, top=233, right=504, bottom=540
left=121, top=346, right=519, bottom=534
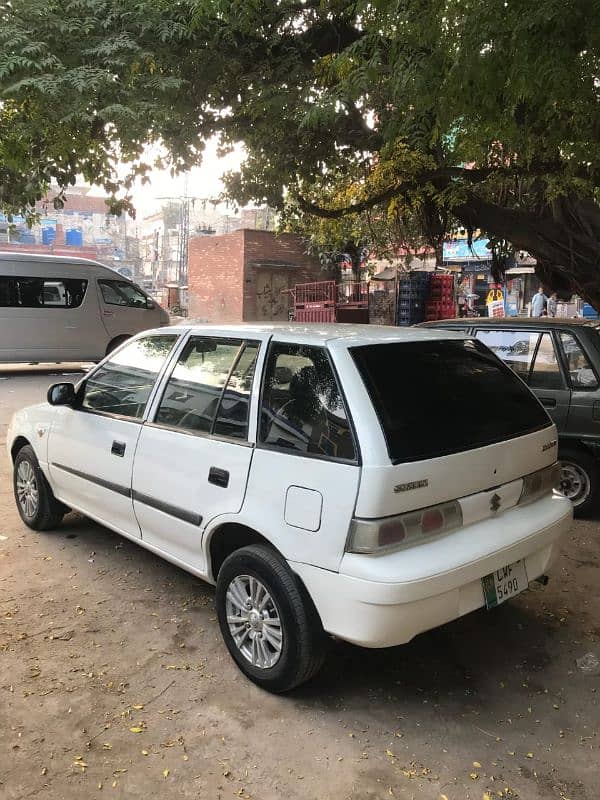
left=0, top=276, right=87, bottom=308
left=560, top=332, right=598, bottom=389
left=259, top=343, right=356, bottom=461
left=81, top=335, right=178, bottom=419
left=351, top=339, right=551, bottom=464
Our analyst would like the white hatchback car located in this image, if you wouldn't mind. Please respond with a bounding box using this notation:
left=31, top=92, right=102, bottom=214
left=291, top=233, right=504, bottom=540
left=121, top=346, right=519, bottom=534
left=7, top=324, right=572, bottom=691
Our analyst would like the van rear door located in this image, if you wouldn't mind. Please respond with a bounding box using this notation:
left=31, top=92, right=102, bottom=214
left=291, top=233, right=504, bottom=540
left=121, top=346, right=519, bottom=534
left=349, top=338, right=557, bottom=518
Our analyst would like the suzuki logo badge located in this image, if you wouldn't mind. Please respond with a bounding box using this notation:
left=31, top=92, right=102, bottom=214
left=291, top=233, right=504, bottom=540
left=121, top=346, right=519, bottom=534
left=490, top=493, right=501, bottom=513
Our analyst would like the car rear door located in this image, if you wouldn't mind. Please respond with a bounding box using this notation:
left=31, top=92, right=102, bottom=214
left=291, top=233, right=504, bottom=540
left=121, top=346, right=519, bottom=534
left=130, top=334, right=264, bottom=574
left=46, top=333, right=180, bottom=536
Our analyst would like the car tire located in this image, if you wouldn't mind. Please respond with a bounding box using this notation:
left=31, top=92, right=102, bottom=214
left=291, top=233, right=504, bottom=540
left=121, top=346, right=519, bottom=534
left=13, top=445, right=66, bottom=531
left=105, top=335, right=130, bottom=356
left=559, top=447, right=599, bottom=517
left=216, top=544, right=328, bottom=692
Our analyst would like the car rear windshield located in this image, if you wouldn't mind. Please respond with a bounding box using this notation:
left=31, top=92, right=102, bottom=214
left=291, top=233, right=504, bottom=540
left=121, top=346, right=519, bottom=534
left=351, top=338, right=552, bottom=463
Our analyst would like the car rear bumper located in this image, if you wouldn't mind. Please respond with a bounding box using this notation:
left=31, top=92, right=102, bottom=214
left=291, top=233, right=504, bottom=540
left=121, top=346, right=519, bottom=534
left=291, top=494, right=572, bottom=648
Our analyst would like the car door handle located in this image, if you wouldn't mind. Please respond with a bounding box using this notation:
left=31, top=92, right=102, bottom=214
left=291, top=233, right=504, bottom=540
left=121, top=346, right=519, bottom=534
left=208, top=467, right=229, bottom=488
left=111, top=440, right=126, bottom=457
left=539, top=397, right=557, bottom=407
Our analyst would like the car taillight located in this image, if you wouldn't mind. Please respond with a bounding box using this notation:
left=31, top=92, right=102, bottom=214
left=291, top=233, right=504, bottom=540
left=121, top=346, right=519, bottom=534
left=346, top=500, right=463, bottom=555
left=518, top=462, right=561, bottom=506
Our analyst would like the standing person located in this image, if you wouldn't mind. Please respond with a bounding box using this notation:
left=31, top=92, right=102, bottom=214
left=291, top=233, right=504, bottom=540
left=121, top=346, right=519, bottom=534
left=531, top=287, right=547, bottom=317
left=547, top=292, right=558, bottom=317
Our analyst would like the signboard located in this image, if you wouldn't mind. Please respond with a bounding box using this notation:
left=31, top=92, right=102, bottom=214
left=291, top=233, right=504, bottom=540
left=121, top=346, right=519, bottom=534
left=488, top=300, right=505, bottom=318
left=443, top=238, right=492, bottom=262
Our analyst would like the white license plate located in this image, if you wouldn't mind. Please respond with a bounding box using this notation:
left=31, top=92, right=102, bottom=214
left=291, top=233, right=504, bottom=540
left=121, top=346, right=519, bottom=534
left=481, top=560, right=528, bottom=609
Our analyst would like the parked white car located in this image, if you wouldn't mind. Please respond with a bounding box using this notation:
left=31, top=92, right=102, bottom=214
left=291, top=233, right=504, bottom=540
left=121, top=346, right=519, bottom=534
left=7, top=324, right=572, bottom=691
left=0, top=252, right=169, bottom=363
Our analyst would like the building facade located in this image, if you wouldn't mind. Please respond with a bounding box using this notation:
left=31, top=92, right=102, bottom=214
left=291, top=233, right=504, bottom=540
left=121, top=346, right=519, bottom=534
left=187, top=230, right=324, bottom=323
left=0, top=186, right=140, bottom=279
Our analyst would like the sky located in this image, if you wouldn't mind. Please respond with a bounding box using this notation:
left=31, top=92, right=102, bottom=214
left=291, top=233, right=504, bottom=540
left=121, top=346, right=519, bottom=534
left=129, top=138, right=245, bottom=218
left=85, top=136, right=245, bottom=221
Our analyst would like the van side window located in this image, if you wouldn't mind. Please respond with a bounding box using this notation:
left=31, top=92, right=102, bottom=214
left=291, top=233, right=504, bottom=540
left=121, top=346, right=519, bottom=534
left=259, top=343, right=356, bottom=461
left=475, top=329, right=539, bottom=380
left=529, top=333, right=564, bottom=390
left=0, top=276, right=87, bottom=308
left=99, top=279, right=147, bottom=309
left=559, top=333, right=598, bottom=389
left=155, top=337, right=243, bottom=434
left=81, top=335, right=177, bottom=419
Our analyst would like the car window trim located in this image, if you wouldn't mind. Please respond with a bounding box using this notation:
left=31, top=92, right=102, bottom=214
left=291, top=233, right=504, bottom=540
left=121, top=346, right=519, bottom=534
left=75, top=331, right=184, bottom=423
left=143, top=419, right=255, bottom=448
left=255, top=340, right=360, bottom=466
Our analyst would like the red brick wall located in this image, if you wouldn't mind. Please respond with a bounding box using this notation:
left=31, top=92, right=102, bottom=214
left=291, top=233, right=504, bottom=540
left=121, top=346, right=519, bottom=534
left=187, top=229, right=325, bottom=322
left=187, top=231, right=244, bottom=322
left=242, top=231, right=323, bottom=321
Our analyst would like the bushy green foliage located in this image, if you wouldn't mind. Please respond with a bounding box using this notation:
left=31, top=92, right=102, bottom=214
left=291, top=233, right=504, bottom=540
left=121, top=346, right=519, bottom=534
left=1, top=0, right=599, bottom=298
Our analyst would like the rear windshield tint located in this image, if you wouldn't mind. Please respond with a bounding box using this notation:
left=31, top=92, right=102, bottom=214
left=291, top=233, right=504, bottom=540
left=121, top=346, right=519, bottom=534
left=351, top=339, right=551, bottom=463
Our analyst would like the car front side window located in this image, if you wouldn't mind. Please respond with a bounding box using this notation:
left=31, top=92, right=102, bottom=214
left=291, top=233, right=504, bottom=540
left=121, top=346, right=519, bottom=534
left=81, top=335, right=178, bottom=419
left=99, top=279, right=148, bottom=308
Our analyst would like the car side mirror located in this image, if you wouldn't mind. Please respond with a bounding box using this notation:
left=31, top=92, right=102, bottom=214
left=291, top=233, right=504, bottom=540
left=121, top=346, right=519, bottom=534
left=47, top=382, right=77, bottom=407
left=146, top=298, right=155, bottom=310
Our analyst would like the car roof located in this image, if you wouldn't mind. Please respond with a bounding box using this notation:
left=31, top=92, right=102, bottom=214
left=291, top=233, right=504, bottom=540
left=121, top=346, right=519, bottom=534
left=0, top=251, right=136, bottom=280
left=0, top=251, right=109, bottom=268
left=420, top=317, right=600, bottom=330
left=165, top=321, right=468, bottom=346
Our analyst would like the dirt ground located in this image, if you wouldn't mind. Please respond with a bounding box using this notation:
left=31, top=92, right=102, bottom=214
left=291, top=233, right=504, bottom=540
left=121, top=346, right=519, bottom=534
left=0, top=367, right=598, bottom=800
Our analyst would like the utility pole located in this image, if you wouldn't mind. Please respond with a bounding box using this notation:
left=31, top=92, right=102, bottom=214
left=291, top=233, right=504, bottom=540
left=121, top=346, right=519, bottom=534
left=156, top=179, right=215, bottom=286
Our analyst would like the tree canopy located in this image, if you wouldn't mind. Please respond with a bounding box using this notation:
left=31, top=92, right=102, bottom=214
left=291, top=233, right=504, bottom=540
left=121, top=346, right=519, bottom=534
left=1, top=1, right=599, bottom=300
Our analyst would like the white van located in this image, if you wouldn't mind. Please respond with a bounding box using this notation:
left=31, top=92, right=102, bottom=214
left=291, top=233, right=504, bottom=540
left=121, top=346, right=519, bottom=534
left=7, top=324, right=572, bottom=691
left=0, top=252, right=169, bottom=363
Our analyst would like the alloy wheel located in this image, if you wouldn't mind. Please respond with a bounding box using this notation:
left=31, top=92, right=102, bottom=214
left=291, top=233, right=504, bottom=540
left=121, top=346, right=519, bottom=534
left=16, top=459, right=39, bottom=519
left=225, top=574, right=283, bottom=669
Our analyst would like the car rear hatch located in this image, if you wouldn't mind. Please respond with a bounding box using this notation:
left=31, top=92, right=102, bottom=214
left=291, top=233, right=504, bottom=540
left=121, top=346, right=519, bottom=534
left=349, top=338, right=558, bottom=545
